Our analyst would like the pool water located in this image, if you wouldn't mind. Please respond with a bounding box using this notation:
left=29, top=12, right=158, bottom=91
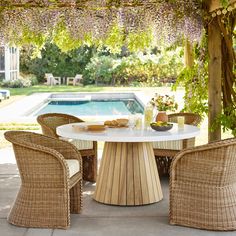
left=35, top=99, right=144, bottom=116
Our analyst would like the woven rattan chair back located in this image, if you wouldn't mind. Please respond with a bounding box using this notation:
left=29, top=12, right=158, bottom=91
left=154, top=112, right=201, bottom=176
left=170, top=138, right=236, bottom=230
left=4, top=131, right=82, bottom=229
left=37, top=113, right=97, bottom=182
left=37, top=113, right=84, bottom=138
left=168, top=112, right=201, bottom=126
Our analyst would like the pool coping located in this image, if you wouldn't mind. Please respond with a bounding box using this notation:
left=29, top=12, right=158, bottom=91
left=0, top=91, right=149, bottom=123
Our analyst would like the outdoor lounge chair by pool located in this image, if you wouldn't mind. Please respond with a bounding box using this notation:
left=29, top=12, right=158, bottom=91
left=45, top=73, right=61, bottom=85
left=67, top=74, right=83, bottom=86
left=4, top=131, right=83, bottom=229
left=73, top=74, right=83, bottom=85
left=169, top=138, right=236, bottom=230
left=37, top=113, right=97, bottom=182
left=153, top=112, right=201, bottom=176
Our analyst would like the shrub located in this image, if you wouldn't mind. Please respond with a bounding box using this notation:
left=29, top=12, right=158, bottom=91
left=112, top=55, right=160, bottom=85
left=1, top=74, right=37, bottom=88
left=83, top=48, right=183, bottom=86
left=83, top=55, right=118, bottom=85
left=21, top=73, right=39, bottom=86
left=1, top=79, right=25, bottom=88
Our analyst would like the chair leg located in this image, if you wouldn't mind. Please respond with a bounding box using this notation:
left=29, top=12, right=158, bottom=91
left=155, top=156, right=173, bottom=176
left=82, top=155, right=97, bottom=182
left=70, top=179, right=83, bottom=214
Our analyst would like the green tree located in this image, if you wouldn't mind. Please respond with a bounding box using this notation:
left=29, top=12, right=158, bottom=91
left=20, top=43, right=96, bottom=82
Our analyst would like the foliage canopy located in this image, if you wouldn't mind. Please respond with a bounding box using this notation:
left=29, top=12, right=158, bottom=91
left=0, top=0, right=208, bottom=53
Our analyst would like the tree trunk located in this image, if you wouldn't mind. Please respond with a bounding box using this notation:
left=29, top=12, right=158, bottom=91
left=217, top=15, right=236, bottom=111
left=208, top=17, right=222, bottom=142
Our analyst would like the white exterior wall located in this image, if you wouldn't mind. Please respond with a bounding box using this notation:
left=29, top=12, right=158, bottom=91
left=0, top=45, right=20, bottom=81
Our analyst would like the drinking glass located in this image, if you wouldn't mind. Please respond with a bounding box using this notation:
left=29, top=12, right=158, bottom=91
left=135, top=113, right=143, bottom=130
left=128, top=114, right=136, bottom=129
left=144, top=105, right=153, bottom=130
left=177, top=116, right=185, bottom=129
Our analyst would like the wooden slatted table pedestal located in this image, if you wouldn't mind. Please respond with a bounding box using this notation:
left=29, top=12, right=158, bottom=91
left=94, top=142, right=163, bottom=205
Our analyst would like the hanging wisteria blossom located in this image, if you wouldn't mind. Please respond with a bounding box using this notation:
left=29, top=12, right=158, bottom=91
left=0, top=0, right=222, bottom=51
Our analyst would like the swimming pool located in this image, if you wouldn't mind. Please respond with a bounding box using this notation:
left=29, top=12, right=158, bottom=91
left=33, top=93, right=145, bottom=117
left=35, top=99, right=144, bottom=116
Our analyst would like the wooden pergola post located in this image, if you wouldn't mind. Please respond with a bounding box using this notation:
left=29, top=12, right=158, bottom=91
left=208, top=17, right=222, bottom=141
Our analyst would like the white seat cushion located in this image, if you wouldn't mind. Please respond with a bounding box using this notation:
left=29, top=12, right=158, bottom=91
left=65, top=159, right=80, bottom=178
left=152, top=140, right=183, bottom=150
left=152, top=138, right=195, bottom=150
left=59, top=137, right=93, bottom=150
left=71, top=139, right=93, bottom=150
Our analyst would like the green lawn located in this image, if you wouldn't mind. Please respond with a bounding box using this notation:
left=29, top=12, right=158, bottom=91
left=1, top=85, right=105, bottom=96
left=1, top=84, right=164, bottom=96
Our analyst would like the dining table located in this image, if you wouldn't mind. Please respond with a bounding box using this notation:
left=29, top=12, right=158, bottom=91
left=57, top=122, right=200, bottom=206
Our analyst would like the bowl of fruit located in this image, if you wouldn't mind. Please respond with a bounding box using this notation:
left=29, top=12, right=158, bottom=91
left=150, top=121, right=173, bottom=131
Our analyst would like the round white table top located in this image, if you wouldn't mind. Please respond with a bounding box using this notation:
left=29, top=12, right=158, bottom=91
left=56, top=122, right=200, bottom=143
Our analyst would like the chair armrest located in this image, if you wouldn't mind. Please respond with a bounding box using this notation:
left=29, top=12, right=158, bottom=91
left=51, top=138, right=82, bottom=162
left=26, top=133, right=82, bottom=167
left=9, top=139, right=73, bottom=185
left=4, top=131, right=82, bottom=185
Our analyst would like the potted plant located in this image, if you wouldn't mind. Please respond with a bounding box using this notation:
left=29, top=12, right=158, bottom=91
left=150, top=94, right=178, bottom=122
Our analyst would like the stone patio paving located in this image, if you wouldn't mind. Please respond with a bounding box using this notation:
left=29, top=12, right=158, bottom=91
left=0, top=147, right=236, bottom=236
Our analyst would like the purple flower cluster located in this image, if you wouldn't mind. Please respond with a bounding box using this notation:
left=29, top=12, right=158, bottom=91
left=0, top=0, right=204, bottom=47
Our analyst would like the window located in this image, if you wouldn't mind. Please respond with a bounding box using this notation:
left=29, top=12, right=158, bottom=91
left=0, top=46, right=5, bottom=71
left=0, top=72, right=5, bottom=81
left=9, top=47, right=19, bottom=80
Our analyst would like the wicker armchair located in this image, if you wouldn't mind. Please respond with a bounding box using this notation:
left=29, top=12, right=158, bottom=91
left=169, top=138, right=236, bottom=231
left=153, top=112, right=201, bottom=176
left=4, top=131, right=83, bottom=229
left=37, top=113, right=97, bottom=182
